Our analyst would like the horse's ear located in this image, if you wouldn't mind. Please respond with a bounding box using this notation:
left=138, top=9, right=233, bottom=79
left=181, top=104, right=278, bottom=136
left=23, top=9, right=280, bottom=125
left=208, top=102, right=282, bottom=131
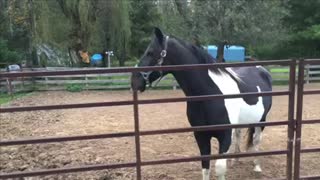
left=154, top=27, right=164, bottom=44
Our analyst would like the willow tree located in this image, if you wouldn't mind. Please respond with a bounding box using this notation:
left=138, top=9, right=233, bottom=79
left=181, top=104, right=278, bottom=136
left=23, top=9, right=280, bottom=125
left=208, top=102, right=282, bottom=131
left=56, top=0, right=96, bottom=66
left=107, top=0, right=131, bottom=66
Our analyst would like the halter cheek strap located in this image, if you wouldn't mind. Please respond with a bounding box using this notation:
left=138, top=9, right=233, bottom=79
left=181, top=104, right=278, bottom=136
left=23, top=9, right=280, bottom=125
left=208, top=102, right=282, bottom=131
left=139, top=36, right=169, bottom=86
left=158, top=36, right=169, bottom=66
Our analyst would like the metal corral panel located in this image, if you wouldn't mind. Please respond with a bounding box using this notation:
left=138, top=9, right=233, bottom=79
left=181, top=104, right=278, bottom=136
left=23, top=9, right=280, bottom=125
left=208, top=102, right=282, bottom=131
left=207, top=45, right=245, bottom=62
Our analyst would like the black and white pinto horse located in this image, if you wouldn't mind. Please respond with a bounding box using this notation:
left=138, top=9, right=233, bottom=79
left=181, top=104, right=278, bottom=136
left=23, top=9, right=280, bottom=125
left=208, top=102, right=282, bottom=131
left=131, top=28, right=272, bottom=180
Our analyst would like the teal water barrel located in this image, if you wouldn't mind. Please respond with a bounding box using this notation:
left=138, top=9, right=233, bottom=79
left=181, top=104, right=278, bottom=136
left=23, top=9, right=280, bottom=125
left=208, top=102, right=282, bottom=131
left=207, top=45, right=245, bottom=62
left=91, top=54, right=103, bottom=66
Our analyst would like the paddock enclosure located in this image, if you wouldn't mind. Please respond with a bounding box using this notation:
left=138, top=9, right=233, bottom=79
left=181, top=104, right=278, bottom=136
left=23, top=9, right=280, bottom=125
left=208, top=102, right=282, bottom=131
left=0, top=60, right=319, bottom=180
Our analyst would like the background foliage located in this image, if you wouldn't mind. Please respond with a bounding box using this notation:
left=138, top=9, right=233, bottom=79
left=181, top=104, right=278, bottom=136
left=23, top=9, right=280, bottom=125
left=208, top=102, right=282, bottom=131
left=0, top=0, right=319, bottom=67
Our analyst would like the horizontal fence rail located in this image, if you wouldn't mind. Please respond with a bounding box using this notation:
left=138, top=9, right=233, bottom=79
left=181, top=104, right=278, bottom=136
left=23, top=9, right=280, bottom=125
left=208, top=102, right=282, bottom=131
left=0, top=150, right=288, bottom=179
left=0, top=60, right=295, bottom=78
left=0, top=121, right=289, bottom=146
left=0, top=59, right=319, bottom=180
left=1, top=90, right=289, bottom=113
left=2, top=59, right=320, bottom=94
left=2, top=60, right=320, bottom=94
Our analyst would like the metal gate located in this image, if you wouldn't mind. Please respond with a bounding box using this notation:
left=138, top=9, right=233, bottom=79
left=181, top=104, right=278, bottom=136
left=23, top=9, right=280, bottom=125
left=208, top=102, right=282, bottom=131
left=294, top=59, right=320, bottom=180
left=0, top=59, right=319, bottom=180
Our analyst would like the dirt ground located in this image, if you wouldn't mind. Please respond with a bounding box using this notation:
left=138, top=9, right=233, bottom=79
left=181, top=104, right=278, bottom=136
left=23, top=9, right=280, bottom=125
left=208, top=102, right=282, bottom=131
left=1, top=84, right=319, bottom=180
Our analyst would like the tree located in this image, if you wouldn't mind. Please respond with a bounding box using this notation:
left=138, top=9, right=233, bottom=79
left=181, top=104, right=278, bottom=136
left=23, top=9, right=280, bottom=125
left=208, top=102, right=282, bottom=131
left=282, top=0, right=320, bottom=58
left=1, top=0, right=298, bottom=67
left=56, top=0, right=97, bottom=66
left=0, top=38, right=22, bottom=65
left=130, top=0, right=161, bottom=58
left=107, top=0, right=131, bottom=66
left=0, top=0, right=32, bottom=66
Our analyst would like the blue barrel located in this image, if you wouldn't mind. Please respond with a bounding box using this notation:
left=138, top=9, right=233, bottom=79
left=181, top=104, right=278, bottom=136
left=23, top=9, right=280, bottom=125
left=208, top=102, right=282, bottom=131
left=91, top=54, right=103, bottom=66
left=207, top=45, right=218, bottom=59
left=207, top=45, right=245, bottom=62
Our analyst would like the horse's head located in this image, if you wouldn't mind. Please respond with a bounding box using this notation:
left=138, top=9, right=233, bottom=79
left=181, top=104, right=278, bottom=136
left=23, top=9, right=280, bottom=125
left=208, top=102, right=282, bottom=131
left=131, top=27, right=170, bottom=92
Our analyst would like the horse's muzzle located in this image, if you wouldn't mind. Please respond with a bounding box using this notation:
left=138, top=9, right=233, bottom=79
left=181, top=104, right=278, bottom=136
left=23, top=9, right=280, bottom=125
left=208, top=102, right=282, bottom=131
left=131, top=72, right=146, bottom=92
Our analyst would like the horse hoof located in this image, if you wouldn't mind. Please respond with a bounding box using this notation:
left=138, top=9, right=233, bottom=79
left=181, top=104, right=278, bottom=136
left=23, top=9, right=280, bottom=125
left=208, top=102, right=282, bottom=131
left=254, top=165, right=262, bottom=172
left=217, top=176, right=226, bottom=180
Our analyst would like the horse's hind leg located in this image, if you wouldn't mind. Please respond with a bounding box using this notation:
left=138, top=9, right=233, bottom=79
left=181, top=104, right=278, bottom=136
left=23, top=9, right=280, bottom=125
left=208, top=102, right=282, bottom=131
left=247, top=127, right=262, bottom=172
left=234, top=129, right=241, bottom=153
left=194, top=132, right=211, bottom=180
left=230, top=129, right=241, bottom=166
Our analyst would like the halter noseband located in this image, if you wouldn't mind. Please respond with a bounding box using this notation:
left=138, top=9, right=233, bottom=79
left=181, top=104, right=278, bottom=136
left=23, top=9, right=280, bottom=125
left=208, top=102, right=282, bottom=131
left=139, top=36, right=169, bottom=86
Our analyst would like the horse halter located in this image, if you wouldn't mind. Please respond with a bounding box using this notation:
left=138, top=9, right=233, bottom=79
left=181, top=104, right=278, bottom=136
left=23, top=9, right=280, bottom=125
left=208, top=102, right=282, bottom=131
left=139, top=36, right=169, bottom=86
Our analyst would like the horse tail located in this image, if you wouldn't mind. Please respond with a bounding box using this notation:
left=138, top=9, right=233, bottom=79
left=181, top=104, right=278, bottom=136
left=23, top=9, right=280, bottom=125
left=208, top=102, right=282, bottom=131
left=246, top=127, right=255, bottom=150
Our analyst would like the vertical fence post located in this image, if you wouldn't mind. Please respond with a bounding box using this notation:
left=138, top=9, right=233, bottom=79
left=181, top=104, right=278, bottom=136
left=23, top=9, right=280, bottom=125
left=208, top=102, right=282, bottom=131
left=286, top=59, right=296, bottom=180
left=85, top=74, right=88, bottom=90
left=305, top=64, right=310, bottom=84
left=172, top=77, right=177, bottom=90
left=21, top=77, right=25, bottom=92
left=133, top=89, right=142, bottom=180
left=6, top=78, right=13, bottom=95
left=294, top=59, right=305, bottom=180
left=45, top=77, right=49, bottom=91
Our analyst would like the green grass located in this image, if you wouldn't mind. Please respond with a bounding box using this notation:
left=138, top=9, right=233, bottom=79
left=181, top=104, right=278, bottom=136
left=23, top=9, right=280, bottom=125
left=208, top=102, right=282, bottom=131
left=65, top=84, right=84, bottom=92
left=0, top=92, right=31, bottom=105
left=268, top=67, right=292, bottom=85
left=269, top=67, right=289, bottom=73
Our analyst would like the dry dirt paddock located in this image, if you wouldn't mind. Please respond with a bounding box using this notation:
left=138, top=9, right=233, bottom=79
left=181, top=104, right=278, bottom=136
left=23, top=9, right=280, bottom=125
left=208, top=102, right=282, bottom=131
left=1, top=84, right=320, bottom=180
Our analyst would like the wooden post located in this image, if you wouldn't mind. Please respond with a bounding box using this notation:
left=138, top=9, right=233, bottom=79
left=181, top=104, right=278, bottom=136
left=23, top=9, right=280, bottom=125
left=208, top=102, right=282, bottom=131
left=6, top=78, right=13, bottom=95
left=45, top=77, right=49, bottom=90
left=85, top=74, right=89, bottom=90
left=306, top=64, right=310, bottom=84
left=21, top=77, right=25, bottom=92
left=172, top=78, right=177, bottom=90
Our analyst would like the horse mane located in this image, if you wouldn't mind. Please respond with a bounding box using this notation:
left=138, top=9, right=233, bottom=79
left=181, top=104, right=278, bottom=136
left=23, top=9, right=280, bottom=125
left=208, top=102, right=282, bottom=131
left=171, top=36, right=242, bottom=83
left=171, top=36, right=216, bottom=64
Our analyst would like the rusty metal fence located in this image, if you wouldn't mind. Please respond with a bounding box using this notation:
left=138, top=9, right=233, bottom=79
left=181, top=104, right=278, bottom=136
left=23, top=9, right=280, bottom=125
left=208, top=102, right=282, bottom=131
left=294, top=59, right=320, bottom=180
left=0, top=59, right=319, bottom=180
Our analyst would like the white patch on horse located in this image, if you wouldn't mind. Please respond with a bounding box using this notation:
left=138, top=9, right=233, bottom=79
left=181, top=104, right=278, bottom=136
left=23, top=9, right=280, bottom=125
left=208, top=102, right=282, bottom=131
left=251, top=127, right=263, bottom=172
left=208, top=69, right=265, bottom=125
left=215, top=159, right=227, bottom=180
left=202, top=168, right=210, bottom=180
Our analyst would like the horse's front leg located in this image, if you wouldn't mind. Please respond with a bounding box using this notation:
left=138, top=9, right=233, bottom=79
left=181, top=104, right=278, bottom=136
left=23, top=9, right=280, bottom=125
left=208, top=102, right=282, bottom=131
left=215, top=130, right=232, bottom=180
left=247, top=127, right=263, bottom=172
left=194, top=132, right=211, bottom=180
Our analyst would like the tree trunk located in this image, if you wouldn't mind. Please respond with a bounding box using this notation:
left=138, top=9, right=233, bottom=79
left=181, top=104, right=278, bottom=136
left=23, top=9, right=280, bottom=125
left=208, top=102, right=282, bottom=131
left=68, top=48, right=81, bottom=67
left=217, top=41, right=226, bottom=63
left=27, top=0, right=38, bottom=67
left=119, top=36, right=126, bottom=67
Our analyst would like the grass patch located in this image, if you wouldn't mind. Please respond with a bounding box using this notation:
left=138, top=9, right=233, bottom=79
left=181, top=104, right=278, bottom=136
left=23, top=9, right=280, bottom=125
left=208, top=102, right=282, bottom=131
left=269, top=67, right=289, bottom=73
left=272, top=81, right=289, bottom=86
left=65, top=84, right=84, bottom=92
left=0, top=92, right=31, bottom=105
